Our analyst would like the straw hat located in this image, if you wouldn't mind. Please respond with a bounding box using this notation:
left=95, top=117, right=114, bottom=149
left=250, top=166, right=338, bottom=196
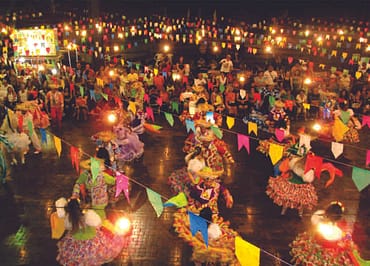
left=196, top=166, right=224, bottom=179
left=193, top=85, right=205, bottom=93
left=16, top=102, right=37, bottom=112
left=195, top=119, right=212, bottom=128
left=79, top=158, right=105, bottom=171
left=274, top=100, right=285, bottom=108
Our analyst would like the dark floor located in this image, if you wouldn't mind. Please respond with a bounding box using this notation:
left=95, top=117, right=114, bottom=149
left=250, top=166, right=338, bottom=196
left=0, top=114, right=369, bottom=266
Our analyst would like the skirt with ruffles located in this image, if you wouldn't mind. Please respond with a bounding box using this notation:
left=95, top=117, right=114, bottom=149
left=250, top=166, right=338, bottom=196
left=266, top=176, right=318, bottom=211
left=173, top=208, right=240, bottom=265
left=290, top=231, right=357, bottom=266
left=168, top=167, right=192, bottom=195
left=57, top=228, right=130, bottom=266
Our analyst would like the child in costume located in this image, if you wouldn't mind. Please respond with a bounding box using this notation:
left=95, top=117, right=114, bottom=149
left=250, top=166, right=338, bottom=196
left=55, top=198, right=130, bottom=266
left=290, top=202, right=368, bottom=266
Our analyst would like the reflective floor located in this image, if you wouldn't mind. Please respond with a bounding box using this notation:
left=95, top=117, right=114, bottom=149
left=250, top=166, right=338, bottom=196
left=0, top=115, right=369, bottom=266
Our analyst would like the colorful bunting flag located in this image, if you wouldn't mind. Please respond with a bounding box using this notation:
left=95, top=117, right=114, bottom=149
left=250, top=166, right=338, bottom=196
left=352, top=167, right=370, bottom=192
left=248, top=122, right=257, bottom=136
left=163, top=192, right=188, bottom=207
left=156, top=97, right=163, bottom=107
left=171, top=101, right=179, bottom=113
left=332, top=118, right=349, bottom=142
left=211, top=126, right=223, bottom=139
left=70, top=146, right=80, bottom=173
left=143, top=93, right=149, bottom=103
left=188, top=211, right=208, bottom=247
left=303, top=103, right=310, bottom=110
left=145, top=106, right=155, bottom=122
left=305, top=154, right=323, bottom=178
left=128, top=101, right=136, bottom=114
left=185, top=119, right=196, bottom=133
left=27, top=120, right=33, bottom=137
left=89, top=89, right=96, bottom=101
left=366, top=150, right=370, bottom=167
left=53, top=136, right=62, bottom=157
left=331, top=142, right=343, bottom=159
left=101, top=92, right=108, bottom=101
left=146, top=188, right=163, bottom=217
left=90, top=157, right=100, bottom=182
left=226, top=116, right=235, bottom=129
left=164, top=112, right=174, bottom=127
left=115, top=173, right=130, bottom=203
left=235, top=236, right=260, bottom=266
left=275, top=128, right=285, bottom=142
left=40, top=128, right=47, bottom=144
left=362, top=116, right=370, bottom=128
left=269, top=143, right=283, bottom=165
left=237, top=134, right=250, bottom=154
left=299, top=134, right=311, bottom=150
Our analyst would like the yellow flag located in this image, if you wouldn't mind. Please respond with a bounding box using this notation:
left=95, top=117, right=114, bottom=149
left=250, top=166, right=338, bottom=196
left=96, top=78, right=104, bottom=87
left=331, top=50, right=337, bottom=56
left=355, top=71, right=362, bottom=80
left=332, top=118, right=349, bottom=142
left=303, top=103, right=310, bottom=110
left=54, top=136, right=62, bottom=157
left=269, top=143, right=283, bottom=165
left=128, top=101, right=136, bottom=115
left=153, top=68, right=159, bottom=76
left=121, top=59, right=125, bottom=66
left=247, top=122, right=258, bottom=136
left=235, top=236, right=260, bottom=266
left=226, top=116, right=235, bottom=129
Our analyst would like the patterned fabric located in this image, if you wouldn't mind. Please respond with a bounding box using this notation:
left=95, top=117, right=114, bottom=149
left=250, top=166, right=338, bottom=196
left=290, top=231, right=357, bottom=266
left=57, top=227, right=130, bottom=266
left=168, top=167, right=192, bottom=196
left=266, top=175, right=318, bottom=211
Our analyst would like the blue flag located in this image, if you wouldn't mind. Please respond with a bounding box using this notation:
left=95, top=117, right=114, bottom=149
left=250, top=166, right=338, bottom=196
left=188, top=211, right=208, bottom=247
left=185, top=119, right=195, bottom=133
left=40, top=128, right=47, bottom=144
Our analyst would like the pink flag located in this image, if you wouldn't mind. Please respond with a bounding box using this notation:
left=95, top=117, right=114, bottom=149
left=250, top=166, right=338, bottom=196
left=115, top=173, right=130, bottom=203
left=237, top=134, right=250, bottom=154
left=143, top=93, right=150, bottom=103
left=362, top=115, right=370, bottom=128
left=156, top=97, right=163, bottom=107
left=275, top=128, right=285, bottom=142
left=145, top=106, right=155, bottom=122
left=366, top=150, right=370, bottom=167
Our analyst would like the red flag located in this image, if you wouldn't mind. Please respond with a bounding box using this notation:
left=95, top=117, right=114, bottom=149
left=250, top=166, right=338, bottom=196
left=70, top=146, right=80, bottom=173
left=362, top=115, right=370, bottom=128
left=18, top=115, right=23, bottom=132
left=70, top=82, right=75, bottom=94
left=305, top=154, right=323, bottom=178
left=145, top=107, right=155, bottom=122
left=366, top=150, right=370, bottom=167
left=253, top=92, right=261, bottom=102
left=156, top=97, right=163, bottom=107
left=143, top=93, right=150, bottom=103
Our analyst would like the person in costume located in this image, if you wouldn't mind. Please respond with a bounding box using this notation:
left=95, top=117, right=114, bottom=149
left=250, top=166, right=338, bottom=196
left=332, top=101, right=361, bottom=143
left=56, top=198, right=130, bottom=266
left=290, top=202, right=368, bottom=266
left=265, top=99, right=290, bottom=135
left=45, top=85, right=64, bottom=130
left=72, top=152, right=116, bottom=219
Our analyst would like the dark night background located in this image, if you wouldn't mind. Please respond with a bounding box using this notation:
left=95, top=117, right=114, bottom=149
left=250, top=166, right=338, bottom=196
left=0, top=0, right=369, bottom=22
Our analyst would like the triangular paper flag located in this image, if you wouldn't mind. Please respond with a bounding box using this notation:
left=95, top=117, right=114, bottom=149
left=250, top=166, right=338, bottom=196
left=18, top=115, right=23, bottom=132
left=219, top=83, right=225, bottom=93
left=53, top=136, right=62, bottom=157
left=211, top=125, right=223, bottom=139
left=27, top=120, right=33, bottom=137
left=185, top=119, right=196, bottom=133
left=164, top=112, right=174, bottom=127
left=145, top=106, right=155, bottom=122
left=226, top=116, right=235, bottom=129
left=89, top=89, right=96, bottom=101
left=171, top=101, right=179, bottom=113
left=90, top=157, right=100, bottom=182
left=305, top=154, right=323, bottom=177
left=269, top=143, right=283, bottom=165
left=362, top=116, right=370, bottom=128
left=299, top=134, right=311, bottom=150
left=143, top=93, right=149, bottom=103
left=355, top=71, right=362, bottom=79
left=156, top=97, right=163, bottom=107
left=79, top=86, right=84, bottom=97
left=352, top=167, right=370, bottom=192
left=188, top=211, right=208, bottom=247
left=352, top=249, right=370, bottom=266
left=248, top=122, right=257, bottom=136
left=115, top=173, right=130, bottom=203
left=146, top=188, right=163, bottom=217
left=237, top=134, right=250, bottom=154
left=268, top=95, right=275, bottom=107
left=303, top=103, right=310, bottom=110
left=128, top=101, right=136, bottom=115
left=275, top=128, right=285, bottom=142
left=332, top=118, right=349, bottom=142
left=331, top=142, right=343, bottom=159
left=70, top=146, right=80, bottom=173
left=366, top=150, right=370, bottom=167
left=101, top=92, right=108, bottom=101
left=40, top=128, right=47, bottom=143
left=235, top=236, right=260, bottom=266
left=163, top=192, right=188, bottom=207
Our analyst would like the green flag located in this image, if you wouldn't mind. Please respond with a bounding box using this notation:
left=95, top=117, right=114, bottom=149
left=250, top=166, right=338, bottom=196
left=164, top=112, right=174, bottom=127
left=171, top=101, right=179, bottom=113
left=352, top=167, right=370, bottom=192
left=164, top=192, right=188, bottom=207
left=79, top=86, right=84, bottom=97
left=27, top=120, right=33, bottom=137
left=90, top=157, right=100, bottom=182
left=101, top=92, right=108, bottom=101
left=146, top=188, right=163, bottom=217
left=269, top=96, right=275, bottom=107
left=211, top=125, right=223, bottom=139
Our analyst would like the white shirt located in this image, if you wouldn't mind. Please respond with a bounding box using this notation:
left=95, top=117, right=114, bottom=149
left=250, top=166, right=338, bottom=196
left=264, top=70, right=278, bottom=85
left=220, top=59, right=233, bottom=73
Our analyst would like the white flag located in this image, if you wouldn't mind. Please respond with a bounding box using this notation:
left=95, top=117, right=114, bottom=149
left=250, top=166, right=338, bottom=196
left=299, top=134, right=311, bottom=150
left=331, top=142, right=343, bottom=159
